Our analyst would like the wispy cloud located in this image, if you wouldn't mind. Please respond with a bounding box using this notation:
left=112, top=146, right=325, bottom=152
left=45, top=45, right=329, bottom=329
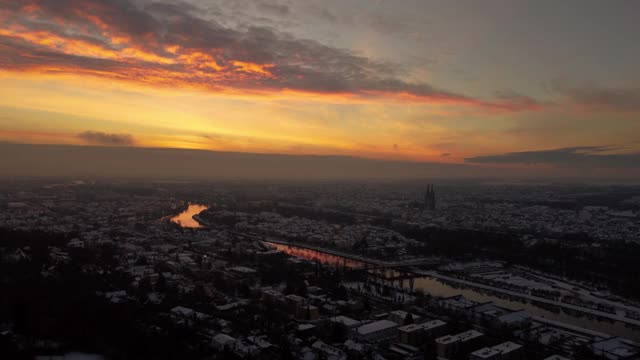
left=465, top=146, right=640, bottom=168
left=77, top=131, right=135, bottom=146
left=257, top=2, right=290, bottom=16
left=554, top=84, right=640, bottom=113
left=0, top=0, right=541, bottom=111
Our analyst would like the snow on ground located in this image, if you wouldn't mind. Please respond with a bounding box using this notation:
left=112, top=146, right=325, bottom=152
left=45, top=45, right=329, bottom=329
left=35, top=353, right=107, bottom=360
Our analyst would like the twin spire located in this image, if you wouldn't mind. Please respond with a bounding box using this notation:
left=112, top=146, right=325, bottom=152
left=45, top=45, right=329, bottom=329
left=424, top=184, right=436, bottom=210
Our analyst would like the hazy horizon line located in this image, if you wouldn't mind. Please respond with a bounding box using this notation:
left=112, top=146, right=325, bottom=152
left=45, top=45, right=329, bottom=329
left=1, top=142, right=639, bottom=181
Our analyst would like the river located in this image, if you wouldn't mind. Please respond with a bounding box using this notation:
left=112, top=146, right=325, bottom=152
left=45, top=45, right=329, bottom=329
left=169, top=204, right=208, bottom=228
left=269, top=242, right=640, bottom=341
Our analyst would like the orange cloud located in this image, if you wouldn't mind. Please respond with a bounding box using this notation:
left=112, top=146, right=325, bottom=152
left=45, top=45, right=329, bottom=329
left=231, top=61, right=276, bottom=78
left=0, top=0, right=542, bottom=111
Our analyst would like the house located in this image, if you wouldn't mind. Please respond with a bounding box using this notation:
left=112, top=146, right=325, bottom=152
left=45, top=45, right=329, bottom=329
left=104, top=290, right=128, bottom=304
left=297, top=323, right=317, bottom=339
left=311, top=340, right=347, bottom=360
left=355, top=320, right=399, bottom=343
left=438, top=295, right=479, bottom=315
left=67, top=239, right=85, bottom=248
left=170, top=306, right=209, bottom=324
left=590, top=337, right=639, bottom=360
left=398, top=320, right=447, bottom=346
left=246, top=336, right=272, bottom=351
left=470, top=341, right=523, bottom=360
left=262, top=288, right=284, bottom=304
left=389, top=310, right=421, bottom=325
left=388, top=343, right=421, bottom=359
left=469, top=303, right=530, bottom=330
left=228, top=266, right=257, bottom=278
left=146, top=292, right=164, bottom=305
left=212, top=333, right=236, bottom=351
left=297, top=304, right=320, bottom=320
left=470, top=347, right=501, bottom=360
left=494, top=310, right=531, bottom=329
left=344, top=339, right=367, bottom=357
left=331, top=315, right=361, bottom=329
left=435, top=330, right=484, bottom=360
left=171, top=306, right=195, bottom=319
left=233, top=339, right=260, bottom=358
left=286, top=294, right=306, bottom=314
left=491, top=341, right=523, bottom=359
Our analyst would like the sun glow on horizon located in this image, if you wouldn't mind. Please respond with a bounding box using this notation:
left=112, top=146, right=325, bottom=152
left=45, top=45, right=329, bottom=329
left=0, top=0, right=639, bottom=176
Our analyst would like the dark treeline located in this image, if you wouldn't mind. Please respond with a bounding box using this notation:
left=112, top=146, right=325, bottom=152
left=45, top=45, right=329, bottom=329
left=0, top=228, right=209, bottom=359
left=0, top=228, right=71, bottom=249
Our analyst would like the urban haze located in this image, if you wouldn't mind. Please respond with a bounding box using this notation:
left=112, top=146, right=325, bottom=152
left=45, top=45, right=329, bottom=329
left=1, top=1, right=640, bottom=360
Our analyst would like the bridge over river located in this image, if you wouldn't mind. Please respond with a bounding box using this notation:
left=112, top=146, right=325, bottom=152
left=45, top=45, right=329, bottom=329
left=229, top=231, right=640, bottom=341
left=230, top=231, right=436, bottom=270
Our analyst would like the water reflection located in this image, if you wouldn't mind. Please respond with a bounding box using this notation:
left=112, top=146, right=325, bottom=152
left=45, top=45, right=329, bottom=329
left=170, top=204, right=208, bottom=228
left=268, top=241, right=640, bottom=341
left=270, top=243, right=367, bottom=269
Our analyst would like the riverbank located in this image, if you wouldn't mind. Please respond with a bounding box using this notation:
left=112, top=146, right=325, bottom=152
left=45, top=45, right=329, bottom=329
left=262, top=237, right=435, bottom=268
left=262, top=238, right=640, bottom=340
left=418, top=270, right=640, bottom=328
left=169, top=204, right=209, bottom=228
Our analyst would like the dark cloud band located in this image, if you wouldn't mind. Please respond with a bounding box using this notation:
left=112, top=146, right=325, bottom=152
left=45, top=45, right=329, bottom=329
left=0, top=0, right=541, bottom=111
left=78, top=131, right=135, bottom=146
left=465, top=146, right=640, bottom=168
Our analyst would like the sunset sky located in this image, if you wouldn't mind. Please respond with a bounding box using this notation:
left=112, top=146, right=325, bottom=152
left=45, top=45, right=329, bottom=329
left=1, top=0, right=639, bottom=177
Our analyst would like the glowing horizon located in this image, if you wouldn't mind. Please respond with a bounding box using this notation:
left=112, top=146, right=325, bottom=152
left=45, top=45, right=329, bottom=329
left=1, top=0, right=640, bottom=176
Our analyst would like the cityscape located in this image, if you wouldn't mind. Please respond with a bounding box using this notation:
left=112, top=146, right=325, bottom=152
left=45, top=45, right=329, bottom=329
left=2, top=0, right=640, bottom=359
left=1, top=179, right=639, bottom=359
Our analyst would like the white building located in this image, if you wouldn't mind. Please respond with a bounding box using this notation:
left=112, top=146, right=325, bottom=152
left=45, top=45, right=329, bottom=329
left=212, top=333, right=236, bottom=351
left=470, top=347, right=500, bottom=360
left=436, top=329, right=484, bottom=360
left=331, top=315, right=361, bottom=329
left=470, top=341, right=523, bottom=360
left=311, top=340, right=347, bottom=360
left=398, top=319, right=447, bottom=346
left=355, top=320, right=399, bottom=343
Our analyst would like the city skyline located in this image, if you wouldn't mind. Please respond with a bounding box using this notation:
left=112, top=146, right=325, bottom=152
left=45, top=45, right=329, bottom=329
left=2, top=3, right=640, bottom=358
